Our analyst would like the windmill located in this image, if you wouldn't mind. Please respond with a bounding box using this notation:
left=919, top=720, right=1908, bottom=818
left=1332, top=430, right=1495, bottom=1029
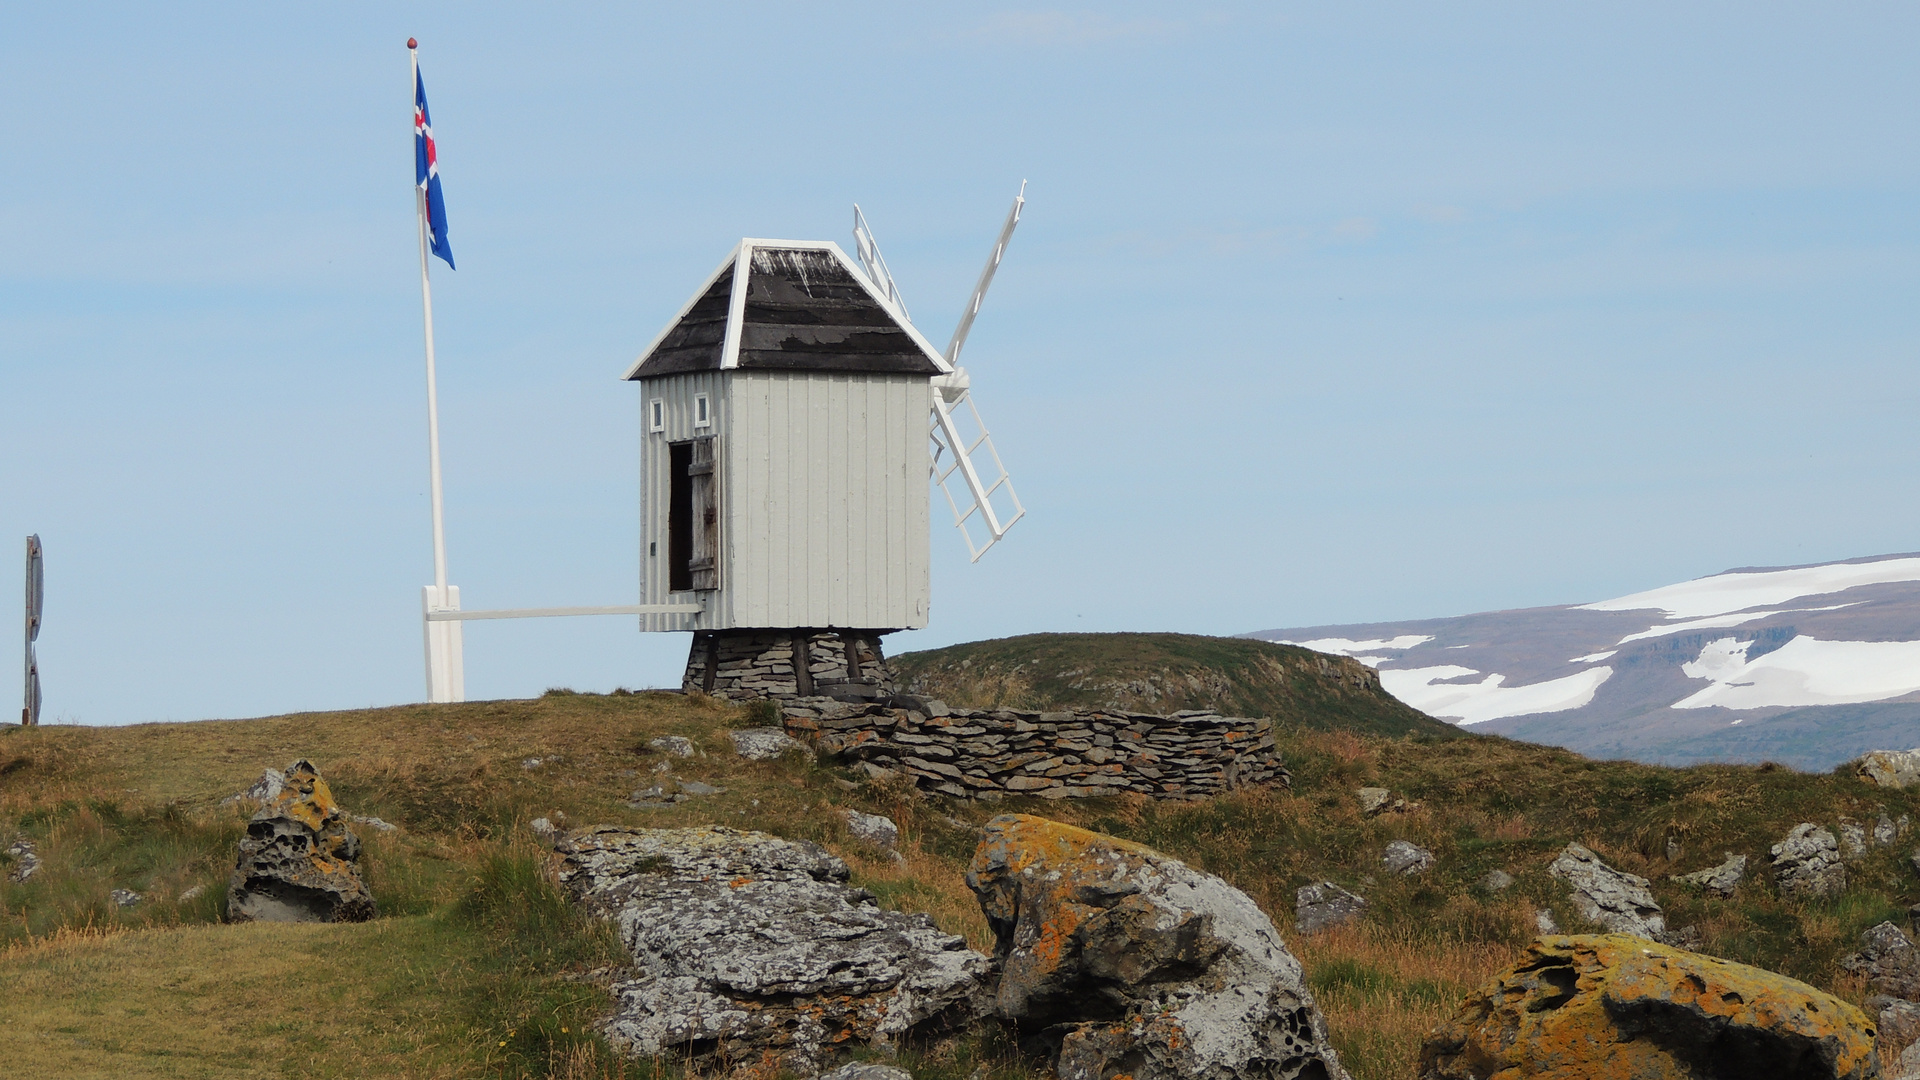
left=623, top=184, right=1032, bottom=699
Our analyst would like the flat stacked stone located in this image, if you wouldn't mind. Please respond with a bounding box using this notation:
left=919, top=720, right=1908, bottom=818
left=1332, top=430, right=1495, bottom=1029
left=783, top=697, right=1287, bottom=801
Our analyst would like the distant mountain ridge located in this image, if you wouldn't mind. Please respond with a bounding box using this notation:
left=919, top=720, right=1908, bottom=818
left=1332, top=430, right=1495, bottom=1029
left=1245, top=553, right=1920, bottom=769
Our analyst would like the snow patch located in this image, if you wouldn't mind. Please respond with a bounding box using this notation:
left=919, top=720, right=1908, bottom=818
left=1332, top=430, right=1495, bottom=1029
left=1380, top=665, right=1613, bottom=726
left=1580, top=557, right=1920, bottom=619
left=1672, top=636, right=1920, bottom=710
left=1615, top=609, right=1783, bottom=645
left=1571, top=651, right=1617, bottom=663
left=1281, top=634, right=1433, bottom=656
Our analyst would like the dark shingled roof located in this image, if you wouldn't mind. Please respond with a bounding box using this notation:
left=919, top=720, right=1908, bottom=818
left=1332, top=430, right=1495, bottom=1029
left=627, top=243, right=947, bottom=379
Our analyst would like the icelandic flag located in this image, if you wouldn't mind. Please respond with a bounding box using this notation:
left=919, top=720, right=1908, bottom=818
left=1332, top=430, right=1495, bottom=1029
left=414, top=66, right=454, bottom=269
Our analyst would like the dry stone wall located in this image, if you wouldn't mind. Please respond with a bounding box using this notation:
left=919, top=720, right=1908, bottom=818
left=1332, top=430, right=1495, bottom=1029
left=782, top=696, right=1288, bottom=800
left=683, top=629, right=893, bottom=700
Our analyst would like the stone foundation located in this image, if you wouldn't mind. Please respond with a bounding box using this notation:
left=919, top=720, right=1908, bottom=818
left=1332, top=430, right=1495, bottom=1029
left=782, top=696, right=1289, bottom=800
left=683, top=629, right=896, bottom=701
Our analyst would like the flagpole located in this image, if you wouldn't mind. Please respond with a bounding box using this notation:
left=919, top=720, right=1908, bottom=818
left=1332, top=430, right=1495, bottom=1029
left=411, top=39, right=449, bottom=595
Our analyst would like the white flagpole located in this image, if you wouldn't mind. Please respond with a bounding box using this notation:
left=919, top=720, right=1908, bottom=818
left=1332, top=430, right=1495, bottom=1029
left=411, top=39, right=462, bottom=703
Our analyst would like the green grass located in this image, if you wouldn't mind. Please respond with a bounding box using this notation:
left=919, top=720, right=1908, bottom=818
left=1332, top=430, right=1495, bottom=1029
left=888, top=631, right=1458, bottom=737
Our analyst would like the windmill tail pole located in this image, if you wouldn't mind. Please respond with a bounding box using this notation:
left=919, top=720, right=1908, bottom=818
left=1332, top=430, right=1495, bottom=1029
left=410, top=38, right=463, bottom=703
left=23, top=534, right=41, bottom=726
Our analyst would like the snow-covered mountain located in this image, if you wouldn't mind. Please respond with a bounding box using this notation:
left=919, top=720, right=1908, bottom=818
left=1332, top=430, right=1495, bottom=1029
left=1246, top=553, right=1920, bottom=769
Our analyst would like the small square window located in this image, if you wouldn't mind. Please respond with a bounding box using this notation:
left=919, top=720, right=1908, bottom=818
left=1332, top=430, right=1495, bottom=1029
left=648, top=399, right=665, bottom=432
left=693, top=393, right=712, bottom=428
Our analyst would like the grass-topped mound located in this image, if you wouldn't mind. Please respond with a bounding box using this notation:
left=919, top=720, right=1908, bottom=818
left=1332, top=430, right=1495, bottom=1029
left=0, top=689, right=1917, bottom=1078
left=888, top=631, right=1455, bottom=738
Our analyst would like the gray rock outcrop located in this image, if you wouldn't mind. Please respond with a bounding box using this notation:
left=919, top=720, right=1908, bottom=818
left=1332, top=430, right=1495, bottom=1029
left=812, top=1065, right=913, bottom=1080
left=1672, top=853, right=1747, bottom=897
left=1857, top=749, right=1920, bottom=789
left=1841, top=921, right=1920, bottom=1002
left=647, top=735, right=697, bottom=758
left=842, top=810, right=900, bottom=850
left=968, top=814, right=1350, bottom=1080
left=5, top=839, right=39, bottom=882
left=1772, top=823, right=1847, bottom=899
left=1546, top=843, right=1665, bottom=940
left=1382, top=840, right=1434, bottom=876
left=226, top=759, right=374, bottom=924
left=1480, top=870, right=1514, bottom=893
left=729, top=727, right=805, bottom=761
left=560, top=825, right=987, bottom=1074
left=1297, top=881, right=1367, bottom=935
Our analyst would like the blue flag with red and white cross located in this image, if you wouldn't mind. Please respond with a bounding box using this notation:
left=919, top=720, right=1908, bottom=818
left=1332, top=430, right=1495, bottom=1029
left=414, top=63, right=454, bottom=269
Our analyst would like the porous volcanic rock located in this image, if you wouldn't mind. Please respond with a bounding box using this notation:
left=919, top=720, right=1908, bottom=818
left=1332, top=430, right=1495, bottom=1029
left=1857, top=749, right=1920, bottom=790
left=226, top=759, right=374, bottom=923
left=1672, top=853, right=1747, bottom=898
left=967, top=813, right=1350, bottom=1080
left=559, top=825, right=987, bottom=1074
left=1546, top=842, right=1665, bottom=940
left=1418, top=934, right=1879, bottom=1080
left=1773, top=823, right=1848, bottom=899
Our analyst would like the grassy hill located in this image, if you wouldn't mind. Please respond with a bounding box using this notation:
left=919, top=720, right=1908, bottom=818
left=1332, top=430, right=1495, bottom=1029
left=1, top=685, right=1917, bottom=1079
left=889, top=631, right=1456, bottom=738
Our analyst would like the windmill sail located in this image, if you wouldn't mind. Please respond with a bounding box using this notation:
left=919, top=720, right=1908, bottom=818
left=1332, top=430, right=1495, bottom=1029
left=852, top=184, right=1030, bottom=561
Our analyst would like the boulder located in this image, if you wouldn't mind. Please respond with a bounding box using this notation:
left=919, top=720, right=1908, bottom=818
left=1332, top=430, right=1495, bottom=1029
left=109, top=888, right=141, bottom=907
left=1479, top=869, right=1514, bottom=893
left=1842, top=821, right=1869, bottom=860
left=1897, top=1039, right=1920, bottom=1080
left=1533, top=909, right=1560, bottom=934
left=1382, top=840, right=1434, bottom=876
left=1547, top=843, right=1665, bottom=940
left=5, top=838, right=39, bottom=883
left=226, top=759, right=374, bottom=923
left=222, top=767, right=286, bottom=806
left=560, top=825, right=986, bottom=1074
left=1419, top=934, right=1878, bottom=1080
left=968, top=814, right=1350, bottom=1080
left=1857, top=749, right=1920, bottom=789
left=647, top=735, right=698, bottom=758
left=1872, top=996, right=1920, bottom=1055
left=1672, top=853, right=1747, bottom=898
left=730, top=727, right=805, bottom=761
left=1876, top=813, right=1905, bottom=847
left=1841, top=921, right=1920, bottom=1002
left=842, top=810, right=900, bottom=850
left=1297, top=881, right=1368, bottom=935
left=1773, top=824, right=1847, bottom=899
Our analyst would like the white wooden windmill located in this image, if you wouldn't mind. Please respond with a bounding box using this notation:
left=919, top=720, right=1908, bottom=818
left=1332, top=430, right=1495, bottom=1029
left=624, top=185, right=1029, bottom=698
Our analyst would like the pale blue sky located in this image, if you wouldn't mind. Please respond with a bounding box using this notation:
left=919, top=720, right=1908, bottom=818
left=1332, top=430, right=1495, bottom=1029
left=4, top=4, right=1916, bottom=724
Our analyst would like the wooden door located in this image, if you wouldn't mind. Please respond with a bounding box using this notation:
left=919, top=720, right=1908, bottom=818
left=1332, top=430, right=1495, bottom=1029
left=688, top=436, right=718, bottom=591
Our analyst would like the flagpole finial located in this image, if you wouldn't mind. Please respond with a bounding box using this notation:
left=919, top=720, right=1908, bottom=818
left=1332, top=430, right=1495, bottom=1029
left=407, top=37, right=418, bottom=49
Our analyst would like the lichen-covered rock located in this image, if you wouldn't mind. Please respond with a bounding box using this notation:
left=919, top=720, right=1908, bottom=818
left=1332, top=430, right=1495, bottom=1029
left=1773, top=823, right=1847, bottom=899
left=730, top=727, right=805, bottom=760
left=560, top=825, right=986, bottom=1075
left=1382, top=840, right=1434, bottom=876
left=842, top=810, right=900, bottom=850
left=968, top=813, right=1349, bottom=1080
left=226, top=759, right=373, bottom=923
left=1672, top=852, right=1747, bottom=897
left=1842, top=921, right=1920, bottom=1002
left=1857, top=749, right=1920, bottom=789
left=1297, top=881, right=1367, bottom=935
left=1547, top=842, right=1665, bottom=940
left=1419, top=934, right=1879, bottom=1080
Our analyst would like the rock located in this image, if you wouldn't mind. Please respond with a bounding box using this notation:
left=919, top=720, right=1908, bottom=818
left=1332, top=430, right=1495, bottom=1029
left=812, top=1066, right=913, bottom=1080
left=222, top=767, right=285, bottom=806
left=843, top=810, right=900, bottom=850
left=1533, top=909, right=1561, bottom=933
left=1672, top=852, right=1747, bottom=897
left=968, top=814, right=1350, bottom=1080
left=1382, top=839, right=1434, bottom=876
left=349, top=814, right=397, bottom=832
left=1842, top=821, right=1869, bottom=859
left=1665, top=835, right=1684, bottom=862
left=730, top=727, right=804, bottom=761
left=648, top=735, right=697, bottom=758
left=179, top=884, right=207, bottom=902
left=1356, top=787, right=1392, bottom=814
left=530, top=817, right=563, bottom=846
left=1897, top=1039, right=1920, bottom=1080
left=626, top=784, right=687, bottom=808
left=1910, top=903, right=1920, bottom=936
left=677, top=780, right=725, bottom=796
left=1480, top=869, right=1514, bottom=893
left=1877, top=814, right=1901, bottom=847
left=1857, top=749, right=1920, bottom=789
left=560, top=825, right=987, bottom=1074
left=1418, top=934, right=1878, bottom=1080
left=1841, top=921, right=1920, bottom=1001
left=110, top=888, right=141, bottom=907
left=5, top=839, right=40, bottom=883
left=1547, top=842, right=1665, bottom=940
left=1773, top=823, right=1847, bottom=899
left=1297, top=881, right=1368, bottom=935
left=226, top=759, right=375, bottom=924
left=1872, top=996, right=1920, bottom=1054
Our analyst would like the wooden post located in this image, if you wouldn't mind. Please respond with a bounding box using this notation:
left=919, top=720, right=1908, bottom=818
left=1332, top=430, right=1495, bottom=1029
left=701, top=632, right=718, bottom=694
left=791, top=631, right=814, bottom=696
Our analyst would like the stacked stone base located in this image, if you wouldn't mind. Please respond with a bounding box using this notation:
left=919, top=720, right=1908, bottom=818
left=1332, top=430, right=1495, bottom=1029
left=683, top=629, right=895, bottom=701
left=782, top=696, right=1288, bottom=800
